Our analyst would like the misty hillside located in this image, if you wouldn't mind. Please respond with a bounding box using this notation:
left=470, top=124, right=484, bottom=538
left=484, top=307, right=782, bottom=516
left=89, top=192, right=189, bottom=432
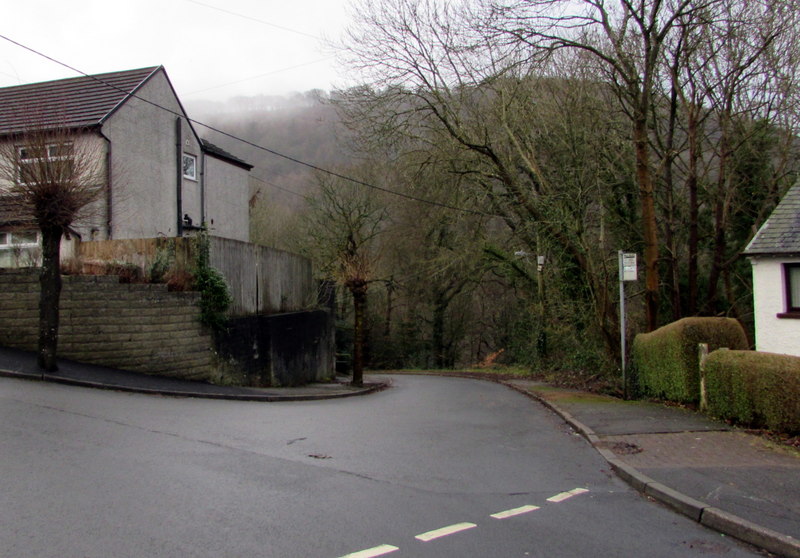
left=186, top=91, right=353, bottom=211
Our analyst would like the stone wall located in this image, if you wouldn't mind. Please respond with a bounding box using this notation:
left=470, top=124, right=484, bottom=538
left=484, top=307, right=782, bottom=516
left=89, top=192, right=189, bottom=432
left=0, top=268, right=334, bottom=387
left=0, top=268, right=219, bottom=382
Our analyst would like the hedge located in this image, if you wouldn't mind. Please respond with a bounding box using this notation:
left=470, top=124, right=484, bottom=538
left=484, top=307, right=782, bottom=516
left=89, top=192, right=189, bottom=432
left=704, top=350, right=800, bottom=434
left=632, top=317, right=748, bottom=403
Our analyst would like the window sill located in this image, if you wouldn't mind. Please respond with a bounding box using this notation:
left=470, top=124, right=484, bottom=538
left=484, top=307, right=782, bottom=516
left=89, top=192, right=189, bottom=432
left=777, top=312, right=800, bottom=320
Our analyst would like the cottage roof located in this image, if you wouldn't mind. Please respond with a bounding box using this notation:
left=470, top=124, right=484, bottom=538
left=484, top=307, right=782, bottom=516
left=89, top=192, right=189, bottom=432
left=744, top=181, right=800, bottom=256
left=0, top=66, right=161, bottom=136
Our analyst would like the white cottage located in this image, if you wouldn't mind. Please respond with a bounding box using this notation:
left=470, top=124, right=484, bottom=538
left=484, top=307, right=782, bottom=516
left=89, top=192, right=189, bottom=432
left=0, top=66, right=252, bottom=266
left=744, top=182, right=800, bottom=356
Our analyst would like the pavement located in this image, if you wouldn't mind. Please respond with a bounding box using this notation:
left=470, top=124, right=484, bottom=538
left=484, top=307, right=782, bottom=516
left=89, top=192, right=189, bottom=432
left=0, top=346, right=386, bottom=402
left=504, top=379, right=800, bottom=558
left=1, top=348, right=798, bottom=557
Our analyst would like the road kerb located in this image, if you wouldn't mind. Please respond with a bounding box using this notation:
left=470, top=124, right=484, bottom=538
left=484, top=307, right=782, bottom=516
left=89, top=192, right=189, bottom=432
left=606, top=458, right=655, bottom=493
left=644, top=482, right=706, bottom=522
left=502, top=379, right=800, bottom=557
left=701, top=507, right=800, bottom=558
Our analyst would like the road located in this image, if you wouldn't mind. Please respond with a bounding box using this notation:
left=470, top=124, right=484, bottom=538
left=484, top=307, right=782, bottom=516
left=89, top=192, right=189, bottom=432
left=0, top=374, right=762, bottom=557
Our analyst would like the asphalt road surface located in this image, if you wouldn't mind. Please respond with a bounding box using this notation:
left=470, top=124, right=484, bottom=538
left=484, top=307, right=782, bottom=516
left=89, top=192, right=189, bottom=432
left=1, top=374, right=763, bottom=557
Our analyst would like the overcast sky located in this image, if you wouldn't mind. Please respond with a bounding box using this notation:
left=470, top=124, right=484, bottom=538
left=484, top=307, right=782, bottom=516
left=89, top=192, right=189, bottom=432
left=0, top=0, right=351, bottom=103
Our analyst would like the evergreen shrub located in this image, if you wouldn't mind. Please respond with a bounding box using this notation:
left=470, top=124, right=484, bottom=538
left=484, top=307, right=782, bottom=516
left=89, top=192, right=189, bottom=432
left=632, top=317, right=748, bottom=403
left=192, top=229, right=232, bottom=330
left=704, top=350, right=800, bottom=434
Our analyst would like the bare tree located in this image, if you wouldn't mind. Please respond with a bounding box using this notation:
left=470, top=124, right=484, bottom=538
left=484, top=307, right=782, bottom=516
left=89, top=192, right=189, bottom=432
left=0, top=125, right=104, bottom=371
left=335, top=0, right=800, bottom=374
left=481, top=0, right=727, bottom=330
left=337, top=4, right=635, bottom=359
left=298, top=170, right=387, bottom=386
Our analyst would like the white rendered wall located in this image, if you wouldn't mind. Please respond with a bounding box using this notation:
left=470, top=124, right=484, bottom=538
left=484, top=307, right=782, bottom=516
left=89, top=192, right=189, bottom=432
left=203, top=155, right=249, bottom=242
left=751, top=256, right=800, bottom=356
left=101, top=70, right=201, bottom=239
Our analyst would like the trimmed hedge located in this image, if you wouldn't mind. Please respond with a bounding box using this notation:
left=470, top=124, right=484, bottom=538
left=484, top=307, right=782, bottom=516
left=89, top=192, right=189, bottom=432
left=632, top=317, right=748, bottom=403
left=704, top=350, right=800, bottom=434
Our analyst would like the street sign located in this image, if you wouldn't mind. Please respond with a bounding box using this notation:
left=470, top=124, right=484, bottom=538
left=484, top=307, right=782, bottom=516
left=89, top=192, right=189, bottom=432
left=621, top=252, right=637, bottom=282
left=618, top=251, right=637, bottom=400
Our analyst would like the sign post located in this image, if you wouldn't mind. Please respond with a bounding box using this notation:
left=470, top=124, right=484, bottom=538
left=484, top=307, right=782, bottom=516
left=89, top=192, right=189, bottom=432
left=619, top=251, right=637, bottom=399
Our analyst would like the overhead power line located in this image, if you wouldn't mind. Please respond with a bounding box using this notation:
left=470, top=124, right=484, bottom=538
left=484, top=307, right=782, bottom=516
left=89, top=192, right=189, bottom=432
left=185, top=0, right=322, bottom=40
left=184, top=57, right=334, bottom=96
left=0, top=33, right=489, bottom=216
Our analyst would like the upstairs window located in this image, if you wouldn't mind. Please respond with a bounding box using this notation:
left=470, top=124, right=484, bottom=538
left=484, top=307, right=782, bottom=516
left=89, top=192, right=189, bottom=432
left=17, top=143, right=74, bottom=185
left=182, top=154, right=197, bottom=180
left=785, top=263, right=800, bottom=313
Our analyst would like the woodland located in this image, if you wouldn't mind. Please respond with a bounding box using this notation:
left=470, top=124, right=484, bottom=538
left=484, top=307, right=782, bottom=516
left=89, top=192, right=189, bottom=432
left=194, top=0, right=800, bottom=386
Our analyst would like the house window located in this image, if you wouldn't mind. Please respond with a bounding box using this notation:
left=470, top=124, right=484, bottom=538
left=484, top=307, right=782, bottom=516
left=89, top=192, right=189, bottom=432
left=0, top=231, right=40, bottom=249
left=17, top=143, right=73, bottom=184
left=785, top=263, right=800, bottom=314
left=182, top=154, right=197, bottom=180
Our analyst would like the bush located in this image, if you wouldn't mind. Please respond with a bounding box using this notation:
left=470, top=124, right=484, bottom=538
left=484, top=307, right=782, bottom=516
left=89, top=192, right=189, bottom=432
left=192, top=229, right=232, bottom=330
left=632, top=317, right=748, bottom=403
left=705, top=350, right=800, bottom=434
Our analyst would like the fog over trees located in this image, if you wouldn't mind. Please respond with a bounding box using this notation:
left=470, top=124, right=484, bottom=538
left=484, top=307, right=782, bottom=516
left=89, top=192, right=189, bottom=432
left=191, top=0, right=800, bottom=387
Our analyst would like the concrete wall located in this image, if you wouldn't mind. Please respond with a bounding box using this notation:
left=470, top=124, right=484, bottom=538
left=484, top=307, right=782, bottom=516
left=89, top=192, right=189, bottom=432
left=216, top=311, right=334, bottom=387
left=750, top=256, right=800, bottom=356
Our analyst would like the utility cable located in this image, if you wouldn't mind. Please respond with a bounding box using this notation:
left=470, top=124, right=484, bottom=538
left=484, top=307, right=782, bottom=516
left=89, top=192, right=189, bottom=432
left=0, top=33, right=489, bottom=216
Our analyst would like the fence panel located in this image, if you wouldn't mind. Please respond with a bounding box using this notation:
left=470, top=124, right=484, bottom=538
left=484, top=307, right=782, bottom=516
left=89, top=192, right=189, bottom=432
left=77, top=236, right=313, bottom=316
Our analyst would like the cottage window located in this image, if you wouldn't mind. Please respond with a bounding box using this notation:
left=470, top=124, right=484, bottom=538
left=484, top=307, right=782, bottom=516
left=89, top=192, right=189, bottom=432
left=17, top=143, right=74, bottom=184
left=182, top=154, right=197, bottom=180
left=785, top=263, right=800, bottom=313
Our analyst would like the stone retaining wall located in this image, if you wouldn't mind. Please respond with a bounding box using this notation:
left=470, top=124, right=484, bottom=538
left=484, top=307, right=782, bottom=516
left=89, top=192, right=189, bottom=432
left=0, top=268, right=219, bottom=382
left=0, top=268, right=334, bottom=387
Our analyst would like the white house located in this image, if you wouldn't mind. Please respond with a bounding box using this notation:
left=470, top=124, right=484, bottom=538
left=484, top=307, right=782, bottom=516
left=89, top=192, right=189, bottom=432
left=744, top=181, right=800, bottom=356
left=0, top=66, right=252, bottom=266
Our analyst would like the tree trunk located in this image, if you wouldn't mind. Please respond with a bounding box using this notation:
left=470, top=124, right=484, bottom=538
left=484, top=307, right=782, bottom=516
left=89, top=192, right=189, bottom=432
left=687, top=110, right=700, bottom=315
left=663, top=94, right=681, bottom=321
left=350, top=281, right=368, bottom=387
left=705, top=111, right=732, bottom=315
left=634, top=115, right=660, bottom=331
left=38, top=225, right=62, bottom=372
left=432, top=298, right=446, bottom=368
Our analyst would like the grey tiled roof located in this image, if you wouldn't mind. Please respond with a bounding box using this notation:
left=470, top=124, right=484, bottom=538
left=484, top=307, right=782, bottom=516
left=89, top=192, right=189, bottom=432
left=744, top=181, right=800, bottom=255
left=0, top=67, right=160, bottom=136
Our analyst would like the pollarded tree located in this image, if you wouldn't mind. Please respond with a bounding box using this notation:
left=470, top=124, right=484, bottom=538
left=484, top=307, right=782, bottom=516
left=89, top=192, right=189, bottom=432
left=297, top=169, right=388, bottom=387
left=0, top=125, right=104, bottom=371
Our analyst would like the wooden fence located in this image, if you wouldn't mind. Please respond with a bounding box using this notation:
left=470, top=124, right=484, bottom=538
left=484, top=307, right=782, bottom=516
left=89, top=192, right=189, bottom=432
left=77, top=236, right=314, bottom=316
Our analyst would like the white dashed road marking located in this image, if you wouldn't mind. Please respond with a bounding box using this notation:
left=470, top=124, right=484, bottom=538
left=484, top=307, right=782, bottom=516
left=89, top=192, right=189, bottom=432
left=490, top=504, right=541, bottom=519
left=547, top=487, right=589, bottom=503
left=340, top=487, right=590, bottom=556
left=415, top=522, right=478, bottom=542
left=338, top=544, right=399, bottom=558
